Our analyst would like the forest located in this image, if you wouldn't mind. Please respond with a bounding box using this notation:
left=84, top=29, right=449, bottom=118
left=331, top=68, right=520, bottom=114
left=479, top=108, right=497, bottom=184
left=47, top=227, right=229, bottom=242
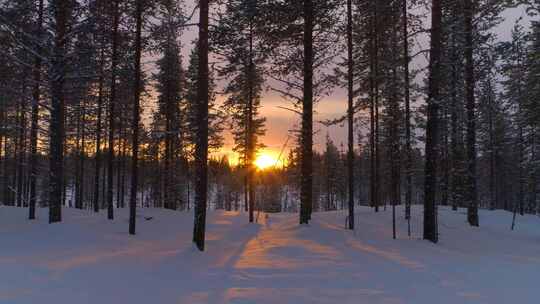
left=1, top=0, right=540, bottom=303
left=1, top=0, right=540, bottom=258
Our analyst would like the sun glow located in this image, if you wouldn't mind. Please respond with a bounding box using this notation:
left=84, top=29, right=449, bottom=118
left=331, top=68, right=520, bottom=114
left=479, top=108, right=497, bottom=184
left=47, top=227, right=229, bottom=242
left=254, top=153, right=280, bottom=170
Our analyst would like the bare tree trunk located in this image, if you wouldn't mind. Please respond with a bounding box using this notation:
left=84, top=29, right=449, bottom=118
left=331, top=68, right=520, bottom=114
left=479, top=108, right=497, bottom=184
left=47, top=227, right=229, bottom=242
left=300, top=0, right=314, bottom=225
left=29, top=0, right=44, bottom=219
left=107, top=0, right=120, bottom=220
left=371, top=0, right=380, bottom=213
left=247, top=20, right=255, bottom=223
left=79, top=103, right=86, bottom=208
left=390, top=50, right=400, bottom=240
left=116, top=124, right=123, bottom=208
left=441, top=106, right=449, bottom=206
left=16, top=74, right=27, bottom=208
left=423, top=0, right=442, bottom=243
left=120, top=136, right=127, bottom=208
left=75, top=102, right=82, bottom=208
left=193, top=0, right=210, bottom=251
left=93, top=46, right=104, bottom=213
left=49, top=0, right=71, bottom=223
left=464, top=0, right=478, bottom=226
left=402, top=0, right=412, bottom=236
left=450, top=36, right=460, bottom=212
left=488, top=81, right=496, bottom=210
left=129, top=0, right=143, bottom=235
left=346, top=0, right=355, bottom=230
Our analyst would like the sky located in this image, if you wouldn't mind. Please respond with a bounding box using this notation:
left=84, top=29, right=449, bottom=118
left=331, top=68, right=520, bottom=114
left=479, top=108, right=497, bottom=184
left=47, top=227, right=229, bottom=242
left=143, top=1, right=531, bottom=164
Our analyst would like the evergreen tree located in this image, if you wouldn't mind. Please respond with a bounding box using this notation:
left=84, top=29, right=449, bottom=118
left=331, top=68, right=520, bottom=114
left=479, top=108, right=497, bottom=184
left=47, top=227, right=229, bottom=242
left=152, top=0, right=186, bottom=210
left=213, top=0, right=266, bottom=223
left=193, top=0, right=210, bottom=251
left=424, top=0, right=443, bottom=243
left=48, top=0, right=76, bottom=223
left=263, top=0, right=341, bottom=224
left=129, top=0, right=145, bottom=235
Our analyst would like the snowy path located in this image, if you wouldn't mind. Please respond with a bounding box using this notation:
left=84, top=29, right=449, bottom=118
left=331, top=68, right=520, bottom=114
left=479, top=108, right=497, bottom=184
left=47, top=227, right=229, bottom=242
left=0, top=206, right=539, bottom=303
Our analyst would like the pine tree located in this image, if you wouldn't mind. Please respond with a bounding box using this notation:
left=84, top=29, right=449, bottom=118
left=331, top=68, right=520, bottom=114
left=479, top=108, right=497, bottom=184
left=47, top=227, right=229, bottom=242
left=49, top=0, right=75, bottom=223
left=92, top=0, right=107, bottom=214
left=424, top=0, right=443, bottom=243
left=28, top=0, right=44, bottom=219
left=402, top=0, right=412, bottom=235
left=524, top=15, right=540, bottom=214
left=129, top=0, right=144, bottom=235
left=107, top=0, right=121, bottom=220
left=152, top=0, right=186, bottom=211
left=193, top=0, right=210, bottom=251
left=500, top=22, right=528, bottom=217
left=464, top=0, right=479, bottom=227
left=346, top=0, right=355, bottom=230
left=263, top=0, right=340, bottom=224
left=213, top=0, right=267, bottom=223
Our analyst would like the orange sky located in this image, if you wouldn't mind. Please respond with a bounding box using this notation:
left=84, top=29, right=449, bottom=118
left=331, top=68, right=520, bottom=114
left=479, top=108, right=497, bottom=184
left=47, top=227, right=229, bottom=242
left=212, top=89, right=349, bottom=165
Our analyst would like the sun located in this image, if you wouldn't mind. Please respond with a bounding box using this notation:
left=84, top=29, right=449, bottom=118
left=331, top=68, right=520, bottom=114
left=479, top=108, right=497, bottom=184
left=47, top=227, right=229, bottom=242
left=254, top=153, right=278, bottom=170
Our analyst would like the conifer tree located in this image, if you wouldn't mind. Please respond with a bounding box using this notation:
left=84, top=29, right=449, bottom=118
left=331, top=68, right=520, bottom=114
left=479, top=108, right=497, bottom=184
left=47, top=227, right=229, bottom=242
left=213, top=0, right=266, bottom=223
left=49, top=0, right=75, bottom=223
left=193, top=0, right=210, bottom=251
left=263, top=0, right=340, bottom=224
left=424, top=0, right=443, bottom=243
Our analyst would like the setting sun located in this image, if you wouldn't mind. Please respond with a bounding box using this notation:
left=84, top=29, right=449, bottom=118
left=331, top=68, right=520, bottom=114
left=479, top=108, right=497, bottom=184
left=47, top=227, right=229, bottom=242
left=254, top=153, right=279, bottom=170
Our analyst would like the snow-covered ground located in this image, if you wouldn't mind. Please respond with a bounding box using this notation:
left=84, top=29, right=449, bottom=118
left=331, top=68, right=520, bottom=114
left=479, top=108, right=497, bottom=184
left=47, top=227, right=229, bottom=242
left=1, top=205, right=539, bottom=304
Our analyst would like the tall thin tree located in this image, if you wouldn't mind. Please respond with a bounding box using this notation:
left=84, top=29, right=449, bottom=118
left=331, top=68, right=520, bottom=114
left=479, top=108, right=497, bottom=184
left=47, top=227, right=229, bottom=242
left=49, top=0, right=73, bottom=223
left=107, top=0, right=120, bottom=220
left=29, top=0, right=44, bottom=220
left=423, top=0, right=442, bottom=243
left=402, top=0, right=412, bottom=236
left=129, top=0, right=143, bottom=235
left=300, top=0, right=314, bottom=225
left=193, top=0, right=210, bottom=251
left=346, top=0, right=355, bottom=230
left=464, top=0, right=479, bottom=226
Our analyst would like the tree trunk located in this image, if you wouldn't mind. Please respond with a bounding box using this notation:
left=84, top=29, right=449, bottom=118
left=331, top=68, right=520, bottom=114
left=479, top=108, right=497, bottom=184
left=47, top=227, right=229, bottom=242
left=464, top=0, right=478, bottom=226
left=79, top=103, right=86, bottom=208
left=346, top=0, right=355, bottom=230
left=402, top=0, right=412, bottom=235
left=93, top=45, right=104, bottom=213
left=370, top=0, right=380, bottom=213
left=107, top=0, right=120, bottom=220
left=75, top=102, right=82, bottom=208
left=423, top=0, right=442, bottom=243
left=129, top=0, right=143, bottom=235
left=488, top=81, right=496, bottom=210
left=300, top=0, right=314, bottom=225
left=16, top=74, right=27, bottom=208
left=193, top=0, right=209, bottom=251
left=449, top=35, right=460, bottom=212
left=29, top=0, right=44, bottom=220
left=49, top=0, right=71, bottom=223
left=120, top=136, right=127, bottom=208
left=247, top=19, right=256, bottom=223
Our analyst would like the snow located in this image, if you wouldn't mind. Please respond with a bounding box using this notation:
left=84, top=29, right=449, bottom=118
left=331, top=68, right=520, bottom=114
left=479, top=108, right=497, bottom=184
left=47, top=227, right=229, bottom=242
left=1, top=205, right=539, bottom=304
